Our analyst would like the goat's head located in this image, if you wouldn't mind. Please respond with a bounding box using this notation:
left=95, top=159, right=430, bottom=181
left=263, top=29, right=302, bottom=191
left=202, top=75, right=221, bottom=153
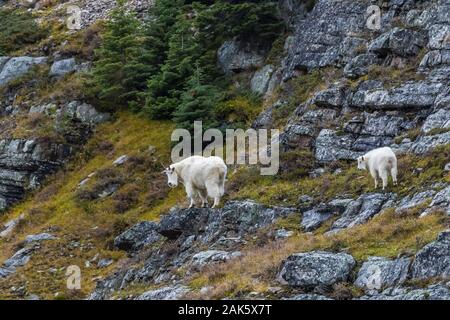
left=163, top=165, right=178, bottom=188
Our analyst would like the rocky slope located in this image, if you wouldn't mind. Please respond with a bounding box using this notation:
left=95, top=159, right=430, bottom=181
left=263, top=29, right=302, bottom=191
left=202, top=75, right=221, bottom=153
left=0, top=0, right=449, bottom=300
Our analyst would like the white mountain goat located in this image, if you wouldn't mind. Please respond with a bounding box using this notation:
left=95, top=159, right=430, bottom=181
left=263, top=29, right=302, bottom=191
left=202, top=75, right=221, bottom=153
left=163, top=156, right=227, bottom=208
left=357, top=147, right=398, bottom=190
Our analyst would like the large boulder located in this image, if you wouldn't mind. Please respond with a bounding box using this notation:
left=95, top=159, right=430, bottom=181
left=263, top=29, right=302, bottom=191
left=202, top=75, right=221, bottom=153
left=330, top=193, right=396, bottom=232
left=279, top=251, right=355, bottom=290
left=344, top=113, right=415, bottom=138
left=24, top=233, right=57, bottom=244
left=420, top=50, right=450, bottom=69
left=425, top=185, right=450, bottom=216
left=368, top=27, right=427, bottom=57
left=157, top=207, right=210, bottom=240
left=410, top=230, right=450, bottom=280
left=114, top=222, right=161, bottom=252
left=281, top=107, right=338, bottom=151
left=355, top=257, right=411, bottom=291
left=49, top=58, right=77, bottom=77
left=0, top=56, right=47, bottom=87
left=312, top=86, right=349, bottom=109
left=313, top=110, right=415, bottom=162
left=427, top=24, right=450, bottom=50
left=57, top=101, right=111, bottom=126
left=301, top=198, right=353, bottom=231
left=0, top=214, right=24, bottom=238
left=396, top=190, right=436, bottom=213
left=2, top=247, right=34, bottom=269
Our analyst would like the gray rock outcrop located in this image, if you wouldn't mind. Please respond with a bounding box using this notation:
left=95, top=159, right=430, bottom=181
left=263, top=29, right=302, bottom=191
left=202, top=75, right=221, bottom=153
left=0, top=56, right=47, bottom=87
left=279, top=251, right=355, bottom=290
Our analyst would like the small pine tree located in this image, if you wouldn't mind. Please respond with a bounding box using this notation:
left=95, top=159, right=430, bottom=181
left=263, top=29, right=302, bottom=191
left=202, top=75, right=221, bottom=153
left=145, top=6, right=206, bottom=119
left=142, top=0, right=184, bottom=69
left=87, top=0, right=152, bottom=111
left=173, top=65, right=221, bottom=131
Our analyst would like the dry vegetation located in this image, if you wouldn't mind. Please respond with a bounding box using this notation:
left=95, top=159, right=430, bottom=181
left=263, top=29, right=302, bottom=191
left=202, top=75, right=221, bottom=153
left=187, top=208, right=449, bottom=299
left=0, top=112, right=182, bottom=299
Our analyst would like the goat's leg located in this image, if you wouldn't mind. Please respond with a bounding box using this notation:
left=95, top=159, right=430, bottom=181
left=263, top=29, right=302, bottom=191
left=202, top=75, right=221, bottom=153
left=370, top=168, right=378, bottom=189
left=185, top=183, right=196, bottom=208
left=198, top=189, right=209, bottom=208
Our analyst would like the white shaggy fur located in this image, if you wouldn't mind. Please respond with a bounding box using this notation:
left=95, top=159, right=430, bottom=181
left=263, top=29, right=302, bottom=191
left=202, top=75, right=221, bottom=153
left=163, top=156, right=227, bottom=208
left=357, top=147, right=398, bottom=190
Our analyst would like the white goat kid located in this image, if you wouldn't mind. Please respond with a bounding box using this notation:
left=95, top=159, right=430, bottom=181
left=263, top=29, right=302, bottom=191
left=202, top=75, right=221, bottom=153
left=357, top=147, right=398, bottom=190
left=163, top=156, right=227, bottom=208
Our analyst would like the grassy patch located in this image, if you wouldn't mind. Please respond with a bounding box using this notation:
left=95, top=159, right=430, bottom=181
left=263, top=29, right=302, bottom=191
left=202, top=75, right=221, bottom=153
left=0, top=112, right=61, bottom=141
left=228, top=144, right=450, bottom=205
left=0, top=112, right=179, bottom=299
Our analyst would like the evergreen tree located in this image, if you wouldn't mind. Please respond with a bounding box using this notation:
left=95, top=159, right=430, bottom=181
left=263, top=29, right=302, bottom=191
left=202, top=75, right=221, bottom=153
left=142, top=0, right=184, bottom=75
left=173, top=65, right=221, bottom=131
left=87, top=0, right=152, bottom=111
left=144, top=0, right=284, bottom=125
left=145, top=5, right=207, bottom=119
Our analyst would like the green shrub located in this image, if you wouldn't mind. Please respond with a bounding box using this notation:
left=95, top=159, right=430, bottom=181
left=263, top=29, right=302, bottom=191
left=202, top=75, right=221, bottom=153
left=0, top=8, right=47, bottom=55
left=215, top=89, right=263, bottom=128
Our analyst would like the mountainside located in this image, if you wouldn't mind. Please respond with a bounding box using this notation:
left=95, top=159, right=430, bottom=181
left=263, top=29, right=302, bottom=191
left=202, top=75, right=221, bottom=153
left=0, top=0, right=449, bottom=300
